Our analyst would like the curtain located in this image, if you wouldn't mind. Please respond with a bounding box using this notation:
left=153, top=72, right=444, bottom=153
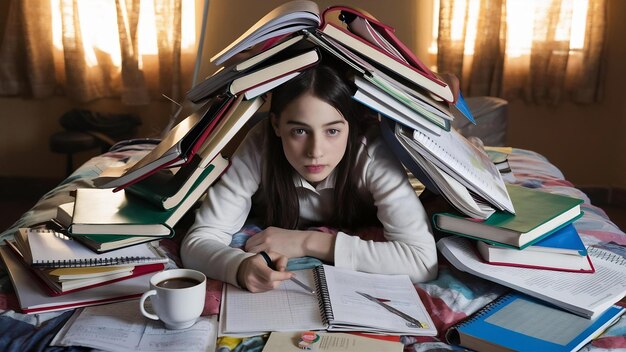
left=0, top=0, right=183, bottom=105
left=437, top=0, right=607, bottom=105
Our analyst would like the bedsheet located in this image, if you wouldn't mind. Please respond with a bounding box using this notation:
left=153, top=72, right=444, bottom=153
left=0, top=145, right=624, bottom=352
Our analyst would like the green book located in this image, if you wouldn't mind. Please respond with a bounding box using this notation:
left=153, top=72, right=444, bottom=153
left=126, top=154, right=228, bottom=210
left=69, top=157, right=229, bottom=251
left=69, top=188, right=175, bottom=238
left=433, top=184, right=583, bottom=249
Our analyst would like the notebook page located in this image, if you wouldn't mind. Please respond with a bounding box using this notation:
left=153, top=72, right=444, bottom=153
left=222, top=268, right=325, bottom=335
left=321, top=265, right=436, bottom=335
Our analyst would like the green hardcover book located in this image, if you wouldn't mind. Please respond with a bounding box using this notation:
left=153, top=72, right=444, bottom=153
left=126, top=153, right=228, bottom=210
left=433, top=184, right=583, bottom=249
left=69, top=156, right=230, bottom=248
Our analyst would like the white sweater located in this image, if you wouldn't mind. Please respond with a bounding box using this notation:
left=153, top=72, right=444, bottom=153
left=181, top=122, right=437, bottom=285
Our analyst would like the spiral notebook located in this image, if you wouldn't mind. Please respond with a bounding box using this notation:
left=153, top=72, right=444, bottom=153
left=17, top=228, right=168, bottom=268
left=445, top=292, right=625, bottom=352
left=220, top=264, right=436, bottom=336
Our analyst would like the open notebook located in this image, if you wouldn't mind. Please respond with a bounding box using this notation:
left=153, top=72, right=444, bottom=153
left=219, top=264, right=436, bottom=336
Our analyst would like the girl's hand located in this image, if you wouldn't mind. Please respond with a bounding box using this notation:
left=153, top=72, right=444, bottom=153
left=245, top=226, right=308, bottom=258
left=245, top=227, right=336, bottom=262
left=237, top=251, right=291, bottom=293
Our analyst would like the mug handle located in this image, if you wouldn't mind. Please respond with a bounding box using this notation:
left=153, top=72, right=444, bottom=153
left=140, top=290, right=159, bottom=321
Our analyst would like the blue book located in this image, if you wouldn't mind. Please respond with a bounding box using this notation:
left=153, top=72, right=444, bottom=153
left=529, top=223, right=587, bottom=256
left=445, top=292, right=625, bottom=352
left=476, top=223, right=594, bottom=273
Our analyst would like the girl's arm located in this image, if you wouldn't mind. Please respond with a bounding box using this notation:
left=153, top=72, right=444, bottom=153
left=181, top=124, right=278, bottom=288
left=333, top=138, right=438, bottom=283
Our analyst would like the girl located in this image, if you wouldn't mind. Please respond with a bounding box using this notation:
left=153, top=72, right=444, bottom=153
left=181, top=62, right=437, bottom=292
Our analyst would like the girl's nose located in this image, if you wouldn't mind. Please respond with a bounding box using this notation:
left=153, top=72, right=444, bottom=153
left=306, top=135, right=323, bottom=158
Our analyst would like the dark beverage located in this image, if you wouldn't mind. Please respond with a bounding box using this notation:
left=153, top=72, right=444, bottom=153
left=156, top=277, right=201, bottom=289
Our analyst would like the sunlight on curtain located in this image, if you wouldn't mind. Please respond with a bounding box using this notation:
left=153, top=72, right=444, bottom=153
left=0, top=0, right=195, bottom=105
left=51, top=0, right=196, bottom=68
left=434, top=0, right=604, bottom=104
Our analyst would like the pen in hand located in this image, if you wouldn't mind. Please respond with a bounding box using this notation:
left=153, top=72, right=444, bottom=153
left=258, top=251, right=315, bottom=294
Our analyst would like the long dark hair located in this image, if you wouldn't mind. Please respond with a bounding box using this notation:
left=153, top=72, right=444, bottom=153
left=261, top=62, right=369, bottom=230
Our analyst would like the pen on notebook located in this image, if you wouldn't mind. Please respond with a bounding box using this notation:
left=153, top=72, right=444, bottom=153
left=356, top=291, right=426, bottom=329
left=258, top=251, right=315, bottom=294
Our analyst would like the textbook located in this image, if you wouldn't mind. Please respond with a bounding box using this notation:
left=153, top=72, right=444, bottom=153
left=476, top=223, right=595, bottom=273
left=445, top=292, right=625, bottom=352
left=433, top=184, right=584, bottom=248
left=69, top=188, right=175, bottom=237
left=14, top=228, right=168, bottom=268
left=353, top=76, right=445, bottom=135
left=437, top=236, right=626, bottom=318
left=0, top=245, right=152, bottom=314
left=220, top=264, right=436, bottom=336
left=75, top=157, right=231, bottom=253
left=210, top=0, right=320, bottom=65
left=126, top=153, right=229, bottom=210
left=226, top=48, right=320, bottom=97
left=102, top=95, right=234, bottom=191
left=187, top=34, right=315, bottom=102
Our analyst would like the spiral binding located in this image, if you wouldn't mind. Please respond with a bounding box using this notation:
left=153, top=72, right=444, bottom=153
left=587, top=246, right=626, bottom=265
left=313, top=265, right=334, bottom=325
left=32, top=256, right=162, bottom=268
left=444, top=293, right=514, bottom=344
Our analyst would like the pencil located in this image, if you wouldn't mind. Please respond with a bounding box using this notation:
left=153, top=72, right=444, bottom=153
left=258, top=251, right=315, bottom=294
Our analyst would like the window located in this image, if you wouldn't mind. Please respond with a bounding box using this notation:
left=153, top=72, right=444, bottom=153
left=50, top=0, right=196, bottom=68
left=433, top=0, right=606, bottom=104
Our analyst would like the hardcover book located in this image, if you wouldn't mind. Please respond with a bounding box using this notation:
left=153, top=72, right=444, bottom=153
left=433, top=184, right=583, bottom=248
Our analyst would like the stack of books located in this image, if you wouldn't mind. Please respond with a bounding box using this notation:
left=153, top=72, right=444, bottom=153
left=433, top=184, right=590, bottom=272
left=186, top=1, right=511, bottom=221
left=60, top=0, right=510, bottom=255
left=0, top=228, right=168, bottom=313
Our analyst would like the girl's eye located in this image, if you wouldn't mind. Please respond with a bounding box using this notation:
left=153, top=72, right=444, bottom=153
left=327, top=129, right=339, bottom=136
left=291, top=128, right=307, bottom=136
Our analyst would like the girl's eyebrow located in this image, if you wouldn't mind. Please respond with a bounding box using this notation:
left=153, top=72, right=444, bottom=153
left=285, top=120, right=346, bottom=127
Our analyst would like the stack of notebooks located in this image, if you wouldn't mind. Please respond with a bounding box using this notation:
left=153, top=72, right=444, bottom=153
left=0, top=228, right=168, bottom=313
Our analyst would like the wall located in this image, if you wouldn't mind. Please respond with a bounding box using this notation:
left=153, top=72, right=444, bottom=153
left=1, top=0, right=624, bottom=190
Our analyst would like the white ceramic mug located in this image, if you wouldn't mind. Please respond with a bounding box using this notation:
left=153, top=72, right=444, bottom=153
left=139, top=268, right=206, bottom=329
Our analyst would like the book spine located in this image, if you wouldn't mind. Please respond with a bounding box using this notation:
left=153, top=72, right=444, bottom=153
left=313, top=265, right=334, bottom=325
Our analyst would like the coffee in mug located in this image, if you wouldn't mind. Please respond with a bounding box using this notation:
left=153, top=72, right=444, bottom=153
left=140, top=268, right=206, bottom=330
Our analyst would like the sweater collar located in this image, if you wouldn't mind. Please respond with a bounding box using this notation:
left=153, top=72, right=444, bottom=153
left=293, top=171, right=336, bottom=194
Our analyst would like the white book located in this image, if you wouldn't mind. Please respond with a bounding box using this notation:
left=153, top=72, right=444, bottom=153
left=437, top=236, right=626, bottom=319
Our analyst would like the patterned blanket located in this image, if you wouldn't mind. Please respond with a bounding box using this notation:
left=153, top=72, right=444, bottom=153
left=0, top=144, right=624, bottom=351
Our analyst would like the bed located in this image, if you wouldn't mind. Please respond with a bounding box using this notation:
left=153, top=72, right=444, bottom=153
left=1, top=138, right=624, bottom=352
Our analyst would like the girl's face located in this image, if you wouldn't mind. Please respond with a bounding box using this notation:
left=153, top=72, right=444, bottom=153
left=271, top=92, right=349, bottom=185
